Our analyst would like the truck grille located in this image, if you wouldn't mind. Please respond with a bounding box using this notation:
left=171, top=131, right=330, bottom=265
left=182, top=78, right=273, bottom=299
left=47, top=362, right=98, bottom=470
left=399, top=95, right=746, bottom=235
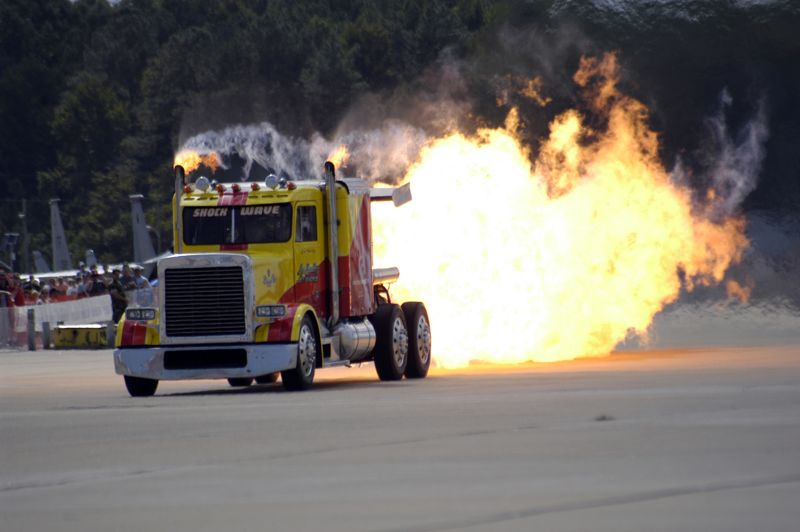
left=164, top=266, right=246, bottom=337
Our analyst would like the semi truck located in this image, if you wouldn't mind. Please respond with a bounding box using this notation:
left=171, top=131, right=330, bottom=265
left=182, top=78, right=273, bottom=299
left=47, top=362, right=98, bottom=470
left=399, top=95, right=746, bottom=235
left=114, top=161, right=431, bottom=396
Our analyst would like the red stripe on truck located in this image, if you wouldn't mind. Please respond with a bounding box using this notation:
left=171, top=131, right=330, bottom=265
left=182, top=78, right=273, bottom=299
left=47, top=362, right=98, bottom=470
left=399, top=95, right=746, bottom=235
left=217, top=190, right=249, bottom=206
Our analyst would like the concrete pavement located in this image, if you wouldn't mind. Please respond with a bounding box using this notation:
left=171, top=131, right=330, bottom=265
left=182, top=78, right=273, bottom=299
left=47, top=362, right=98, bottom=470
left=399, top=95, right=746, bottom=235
left=1, top=346, right=799, bottom=531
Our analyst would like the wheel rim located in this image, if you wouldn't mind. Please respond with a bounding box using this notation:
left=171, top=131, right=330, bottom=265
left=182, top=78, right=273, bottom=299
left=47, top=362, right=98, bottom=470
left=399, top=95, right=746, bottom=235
left=298, top=323, right=316, bottom=377
left=416, top=315, right=431, bottom=366
left=392, top=316, right=408, bottom=369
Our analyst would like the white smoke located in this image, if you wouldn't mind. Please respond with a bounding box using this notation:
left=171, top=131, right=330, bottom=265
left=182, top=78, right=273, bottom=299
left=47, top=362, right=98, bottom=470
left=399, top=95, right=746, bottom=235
left=670, top=90, right=769, bottom=217
left=706, top=89, right=769, bottom=216
left=179, top=120, right=429, bottom=184
left=179, top=122, right=314, bottom=180
left=175, top=47, right=485, bottom=184
left=309, top=120, right=428, bottom=183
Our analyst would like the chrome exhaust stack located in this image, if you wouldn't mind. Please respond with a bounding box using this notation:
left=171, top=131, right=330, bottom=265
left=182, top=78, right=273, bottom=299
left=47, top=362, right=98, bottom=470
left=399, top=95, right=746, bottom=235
left=173, top=165, right=186, bottom=254
left=324, top=161, right=339, bottom=327
left=372, top=267, right=400, bottom=286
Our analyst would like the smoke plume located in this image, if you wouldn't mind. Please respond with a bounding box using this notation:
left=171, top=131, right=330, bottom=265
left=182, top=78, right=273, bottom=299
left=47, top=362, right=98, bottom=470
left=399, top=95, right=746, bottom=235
left=178, top=122, right=315, bottom=181
left=706, top=90, right=769, bottom=217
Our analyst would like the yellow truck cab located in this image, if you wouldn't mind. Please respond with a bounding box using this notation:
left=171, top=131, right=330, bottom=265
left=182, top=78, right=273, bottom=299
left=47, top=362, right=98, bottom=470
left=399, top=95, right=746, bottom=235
left=114, top=162, right=431, bottom=396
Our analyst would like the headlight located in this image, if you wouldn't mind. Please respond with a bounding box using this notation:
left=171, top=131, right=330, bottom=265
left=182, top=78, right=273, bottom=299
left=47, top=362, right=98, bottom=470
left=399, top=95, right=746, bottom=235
left=256, top=305, right=286, bottom=318
left=265, top=174, right=279, bottom=190
left=195, top=175, right=210, bottom=191
left=126, top=308, right=156, bottom=321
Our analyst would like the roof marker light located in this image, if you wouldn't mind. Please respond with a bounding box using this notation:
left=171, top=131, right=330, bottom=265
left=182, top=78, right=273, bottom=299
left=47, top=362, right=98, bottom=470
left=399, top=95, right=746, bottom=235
left=250, top=182, right=260, bottom=191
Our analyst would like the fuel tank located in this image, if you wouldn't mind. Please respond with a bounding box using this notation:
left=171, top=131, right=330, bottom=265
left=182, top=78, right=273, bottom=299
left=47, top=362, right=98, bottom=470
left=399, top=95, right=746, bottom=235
left=332, top=318, right=376, bottom=361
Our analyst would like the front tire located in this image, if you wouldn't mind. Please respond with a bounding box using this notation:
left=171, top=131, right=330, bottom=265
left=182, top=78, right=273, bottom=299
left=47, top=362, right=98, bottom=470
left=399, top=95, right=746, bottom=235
left=282, top=315, right=317, bottom=391
left=124, top=376, right=158, bottom=397
left=402, top=302, right=431, bottom=379
left=369, top=304, right=408, bottom=381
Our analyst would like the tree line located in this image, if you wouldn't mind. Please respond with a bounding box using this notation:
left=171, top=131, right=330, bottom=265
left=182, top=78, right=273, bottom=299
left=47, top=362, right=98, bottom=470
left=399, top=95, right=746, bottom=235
left=1, top=0, right=798, bottom=269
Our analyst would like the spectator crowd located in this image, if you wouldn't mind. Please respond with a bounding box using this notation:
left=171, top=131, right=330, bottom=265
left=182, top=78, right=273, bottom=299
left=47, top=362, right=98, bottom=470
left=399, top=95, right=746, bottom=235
left=0, top=263, right=151, bottom=323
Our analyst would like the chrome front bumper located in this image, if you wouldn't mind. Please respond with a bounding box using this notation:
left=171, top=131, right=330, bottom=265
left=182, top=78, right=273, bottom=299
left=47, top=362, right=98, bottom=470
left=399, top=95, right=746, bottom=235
left=114, top=343, right=297, bottom=380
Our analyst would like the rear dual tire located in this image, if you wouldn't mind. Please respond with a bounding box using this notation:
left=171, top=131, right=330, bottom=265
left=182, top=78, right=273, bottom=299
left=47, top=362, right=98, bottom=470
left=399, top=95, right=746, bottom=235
left=370, top=304, right=409, bottom=381
left=402, top=302, right=431, bottom=379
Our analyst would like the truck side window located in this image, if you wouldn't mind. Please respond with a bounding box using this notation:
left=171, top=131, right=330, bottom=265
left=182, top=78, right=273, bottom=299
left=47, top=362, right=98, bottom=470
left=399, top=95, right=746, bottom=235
left=296, top=206, right=317, bottom=242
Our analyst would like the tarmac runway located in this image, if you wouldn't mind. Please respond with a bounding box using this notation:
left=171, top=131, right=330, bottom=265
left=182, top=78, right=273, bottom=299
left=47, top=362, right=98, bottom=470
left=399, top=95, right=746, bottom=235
left=1, top=346, right=799, bottom=531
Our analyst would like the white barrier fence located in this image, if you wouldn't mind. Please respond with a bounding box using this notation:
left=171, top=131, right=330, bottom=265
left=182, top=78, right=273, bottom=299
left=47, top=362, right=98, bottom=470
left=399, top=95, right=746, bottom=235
left=13, top=295, right=113, bottom=333
left=1, top=295, right=113, bottom=348
left=0, top=289, right=156, bottom=348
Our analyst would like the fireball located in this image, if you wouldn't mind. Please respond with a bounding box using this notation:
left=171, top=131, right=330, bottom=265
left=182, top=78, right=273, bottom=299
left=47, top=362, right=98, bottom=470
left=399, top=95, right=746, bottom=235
left=328, top=144, right=350, bottom=169
left=174, top=149, right=220, bottom=174
left=373, top=54, right=747, bottom=368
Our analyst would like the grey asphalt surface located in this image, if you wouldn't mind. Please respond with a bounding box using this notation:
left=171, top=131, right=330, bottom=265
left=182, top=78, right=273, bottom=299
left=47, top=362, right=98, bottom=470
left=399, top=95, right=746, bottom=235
left=1, top=346, right=799, bottom=531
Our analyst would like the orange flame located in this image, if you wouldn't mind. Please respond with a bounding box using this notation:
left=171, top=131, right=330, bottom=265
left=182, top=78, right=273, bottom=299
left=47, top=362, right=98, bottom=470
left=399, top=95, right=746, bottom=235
left=726, top=279, right=752, bottom=303
left=520, top=76, right=551, bottom=107
left=373, top=53, right=747, bottom=368
left=174, top=150, right=220, bottom=174
left=328, top=144, right=350, bottom=169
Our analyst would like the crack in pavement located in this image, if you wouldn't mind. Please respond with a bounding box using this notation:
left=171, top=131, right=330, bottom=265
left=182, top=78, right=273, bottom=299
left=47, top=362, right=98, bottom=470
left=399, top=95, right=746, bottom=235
left=381, top=473, right=800, bottom=532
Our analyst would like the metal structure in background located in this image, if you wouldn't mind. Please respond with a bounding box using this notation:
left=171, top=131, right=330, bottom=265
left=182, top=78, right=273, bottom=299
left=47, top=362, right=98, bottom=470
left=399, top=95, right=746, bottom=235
left=0, top=199, right=31, bottom=273
left=49, top=199, right=72, bottom=271
left=0, top=291, right=12, bottom=348
left=32, top=251, right=51, bottom=273
left=19, top=199, right=29, bottom=273
left=146, top=225, right=161, bottom=255
left=1, top=195, right=161, bottom=277
left=129, top=195, right=157, bottom=264
left=1, top=233, right=19, bottom=272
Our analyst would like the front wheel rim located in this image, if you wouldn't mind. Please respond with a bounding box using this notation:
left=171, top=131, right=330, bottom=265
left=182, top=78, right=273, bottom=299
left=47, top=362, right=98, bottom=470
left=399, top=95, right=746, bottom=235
left=298, top=324, right=316, bottom=377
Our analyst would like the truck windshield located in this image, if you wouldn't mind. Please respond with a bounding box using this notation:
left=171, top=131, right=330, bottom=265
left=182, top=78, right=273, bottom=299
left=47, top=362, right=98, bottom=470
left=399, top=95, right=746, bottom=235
left=182, top=204, right=292, bottom=245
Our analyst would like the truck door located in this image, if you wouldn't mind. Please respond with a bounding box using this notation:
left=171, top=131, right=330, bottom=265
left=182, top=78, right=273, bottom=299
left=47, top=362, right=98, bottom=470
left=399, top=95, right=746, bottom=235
left=293, top=201, right=326, bottom=316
